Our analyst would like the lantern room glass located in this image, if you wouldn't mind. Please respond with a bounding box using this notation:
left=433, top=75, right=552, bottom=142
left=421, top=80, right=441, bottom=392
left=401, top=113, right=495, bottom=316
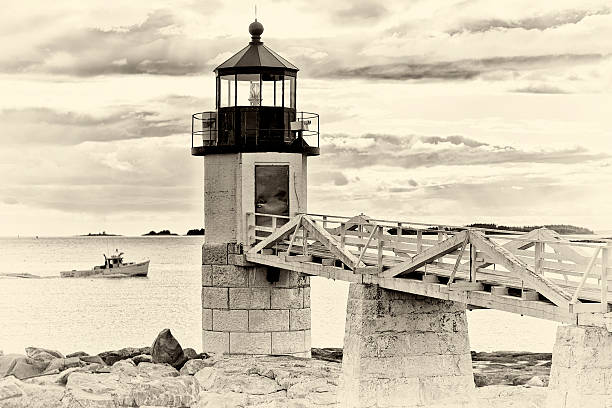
left=216, top=73, right=296, bottom=109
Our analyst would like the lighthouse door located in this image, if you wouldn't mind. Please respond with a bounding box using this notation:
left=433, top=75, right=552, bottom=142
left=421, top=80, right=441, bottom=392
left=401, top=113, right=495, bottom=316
left=255, top=165, right=289, bottom=221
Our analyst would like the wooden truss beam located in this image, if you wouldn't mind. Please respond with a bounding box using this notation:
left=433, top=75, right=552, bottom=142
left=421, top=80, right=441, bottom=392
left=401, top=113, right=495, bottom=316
left=381, top=230, right=468, bottom=278
left=469, top=231, right=572, bottom=308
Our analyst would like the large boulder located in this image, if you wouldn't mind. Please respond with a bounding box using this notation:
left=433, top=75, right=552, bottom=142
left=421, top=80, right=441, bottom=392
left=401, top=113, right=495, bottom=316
left=43, top=357, right=85, bottom=374
left=61, top=362, right=199, bottom=407
left=179, top=359, right=214, bottom=376
left=193, top=355, right=341, bottom=407
left=0, top=376, right=64, bottom=408
left=151, top=329, right=187, bottom=369
left=0, top=354, right=48, bottom=379
left=98, top=346, right=151, bottom=365
left=132, top=354, right=153, bottom=365
left=25, top=347, right=64, bottom=364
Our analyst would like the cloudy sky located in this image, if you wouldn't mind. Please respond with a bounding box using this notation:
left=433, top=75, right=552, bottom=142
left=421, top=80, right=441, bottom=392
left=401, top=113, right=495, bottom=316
left=1, top=0, right=611, bottom=236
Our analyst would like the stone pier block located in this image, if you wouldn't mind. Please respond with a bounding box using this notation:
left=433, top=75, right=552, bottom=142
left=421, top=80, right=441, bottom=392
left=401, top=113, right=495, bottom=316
left=202, top=243, right=228, bottom=265
left=249, top=309, right=289, bottom=332
left=202, top=265, right=213, bottom=286
left=271, top=288, right=303, bottom=309
left=202, top=331, right=229, bottom=354
left=546, top=324, right=612, bottom=408
left=212, top=265, right=249, bottom=287
left=229, top=287, right=270, bottom=309
left=230, top=332, right=272, bottom=355
left=212, top=309, right=248, bottom=332
left=202, top=308, right=213, bottom=330
left=202, top=249, right=311, bottom=357
left=338, top=283, right=475, bottom=408
left=272, top=331, right=305, bottom=354
left=290, top=308, right=311, bottom=331
left=201, top=287, right=229, bottom=309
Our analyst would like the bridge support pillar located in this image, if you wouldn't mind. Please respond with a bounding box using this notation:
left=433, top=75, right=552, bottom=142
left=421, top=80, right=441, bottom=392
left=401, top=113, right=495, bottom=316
left=338, top=283, right=475, bottom=407
left=201, top=243, right=311, bottom=357
left=547, top=322, right=612, bottom=408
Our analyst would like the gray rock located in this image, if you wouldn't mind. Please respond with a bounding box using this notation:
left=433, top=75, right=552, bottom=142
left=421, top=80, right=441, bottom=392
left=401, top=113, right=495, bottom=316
left=62, top=363, right=199, bottom=407
left=133, top=354, right=153, bottom=365
left=179, top=359, right=214, bottom=376
left=151, top=329, right=187, bottom=369
left=65, top=351, right=89, bottom=358
left=98, top=346, right=151, bottom=365
left=79, top=355, right=105, bottom=365
left=183, top=347, right=198, bottom=360
left=526, top=375, right=546, bottom=387
left=44, top=357, right=85, bottom=374
left=138, top=362, right=180, bottom=377
left=0, top=354, right=49, bottom=379
left=0, top=376, right=63, bottom=408
left=25, top=347, right=64, bottom=363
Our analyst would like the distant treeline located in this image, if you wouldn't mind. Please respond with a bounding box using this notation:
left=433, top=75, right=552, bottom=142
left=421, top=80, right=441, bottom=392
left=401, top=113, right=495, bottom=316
left=141, top=228, right=205, bottom=236
left=142, top=230, right=178, bottom=236
left=387, top=223, right=593, bottom=236
left=466, top=223, right=594, bottom=235
left=81, top=232, right=121, bottom=236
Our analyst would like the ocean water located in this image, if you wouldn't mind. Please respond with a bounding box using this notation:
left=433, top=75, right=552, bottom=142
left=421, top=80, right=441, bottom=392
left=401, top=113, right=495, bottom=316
left=0, top=236, right=559, bottom=355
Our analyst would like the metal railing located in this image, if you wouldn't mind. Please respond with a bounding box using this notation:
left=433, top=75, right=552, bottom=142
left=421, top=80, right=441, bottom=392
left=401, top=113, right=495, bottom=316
left=191, top=111, right=319, bottom=150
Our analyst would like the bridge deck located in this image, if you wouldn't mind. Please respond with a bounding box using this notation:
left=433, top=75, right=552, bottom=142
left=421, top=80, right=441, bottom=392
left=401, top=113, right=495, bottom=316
left=244, top=213, right=612, bottom=323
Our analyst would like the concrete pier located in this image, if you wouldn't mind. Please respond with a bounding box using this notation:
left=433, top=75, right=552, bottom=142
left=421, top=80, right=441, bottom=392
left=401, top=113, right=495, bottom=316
left=201, top=243, right=311, bottom=357
left=338, top=283, right=475, bottom=407
left=547, top=320, right=612, bottom=408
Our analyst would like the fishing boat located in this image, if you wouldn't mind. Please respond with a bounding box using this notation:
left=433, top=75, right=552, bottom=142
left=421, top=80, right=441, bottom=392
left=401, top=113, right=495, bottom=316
left=60, top=251, right=149, bottom=278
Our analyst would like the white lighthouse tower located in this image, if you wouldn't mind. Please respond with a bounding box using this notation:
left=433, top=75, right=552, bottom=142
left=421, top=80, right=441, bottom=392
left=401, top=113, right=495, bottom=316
left=191, top=20, right=319, bottom=356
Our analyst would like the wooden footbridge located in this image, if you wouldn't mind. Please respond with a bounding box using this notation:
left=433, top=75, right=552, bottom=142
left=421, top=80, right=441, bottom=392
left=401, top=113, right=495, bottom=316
left=245, top=212, right=612, bottom=324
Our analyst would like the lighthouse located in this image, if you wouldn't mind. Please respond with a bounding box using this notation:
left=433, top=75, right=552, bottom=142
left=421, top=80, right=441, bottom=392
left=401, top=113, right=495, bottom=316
left=191, top=20, right=318, bottom=356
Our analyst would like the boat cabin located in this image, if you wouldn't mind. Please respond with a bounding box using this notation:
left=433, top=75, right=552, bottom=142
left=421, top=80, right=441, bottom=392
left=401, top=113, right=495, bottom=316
left=103, top=252, right=124, bottom=269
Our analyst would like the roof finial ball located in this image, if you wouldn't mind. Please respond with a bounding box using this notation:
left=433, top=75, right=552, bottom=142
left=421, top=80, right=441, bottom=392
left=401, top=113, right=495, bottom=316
left=249, top=19, right=264, bottom=43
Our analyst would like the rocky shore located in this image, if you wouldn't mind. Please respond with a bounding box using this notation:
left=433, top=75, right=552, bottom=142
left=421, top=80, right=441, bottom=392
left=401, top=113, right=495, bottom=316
left=0, top=331, right=551, bottom=407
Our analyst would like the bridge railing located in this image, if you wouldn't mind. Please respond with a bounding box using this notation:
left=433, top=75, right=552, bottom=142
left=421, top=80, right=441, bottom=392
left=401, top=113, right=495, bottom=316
left=246, top=212, right=612, bottom=309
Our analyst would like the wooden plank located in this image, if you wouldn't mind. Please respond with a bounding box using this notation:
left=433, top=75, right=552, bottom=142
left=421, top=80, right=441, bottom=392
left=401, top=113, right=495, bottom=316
left=602, top=246, right=610, bottom=312
left=286, top=216, right=303, bottom=255
left=381, top=231, right=468, bottom=278
left=572, top=303, right=604, bottom=314
left=375, top=276, right=575, bottom=323
left=377, top=227, right=384, bottom=273
left=356, top=224, right=378, bottom=265
left=301, top=216, right=364, bottom=269
left=449, top=282, right=484, bottom=291
left=469, top=231, right=572, bottom=308
left=448, top=236, right=469, bottom=286
left=571, top=247, right=601, bottom=304
left=286, top=255, right=313, bottom=262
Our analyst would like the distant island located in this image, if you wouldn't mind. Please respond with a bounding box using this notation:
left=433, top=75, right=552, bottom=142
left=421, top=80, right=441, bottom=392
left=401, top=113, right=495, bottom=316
left=186, top=228, right=205, bottom=236
left=388, top=223, right=594, bottom=236
left=80, top=231, right=121, bottom=237
left=466, top=223, right=594, bottom=235
left=142, top=230, right=178, bottom=236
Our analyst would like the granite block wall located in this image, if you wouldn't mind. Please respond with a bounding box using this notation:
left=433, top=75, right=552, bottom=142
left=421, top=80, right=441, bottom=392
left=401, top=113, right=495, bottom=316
left=202, top=243, right=311, bottom=357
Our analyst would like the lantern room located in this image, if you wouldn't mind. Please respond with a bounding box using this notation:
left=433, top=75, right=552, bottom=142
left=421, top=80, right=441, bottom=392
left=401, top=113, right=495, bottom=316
left=191, top=19, right=319, bottom=156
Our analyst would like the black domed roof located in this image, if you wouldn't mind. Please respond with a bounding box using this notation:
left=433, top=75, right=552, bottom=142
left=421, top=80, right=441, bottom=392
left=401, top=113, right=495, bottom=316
left=215, top=20, right=298, bottom=75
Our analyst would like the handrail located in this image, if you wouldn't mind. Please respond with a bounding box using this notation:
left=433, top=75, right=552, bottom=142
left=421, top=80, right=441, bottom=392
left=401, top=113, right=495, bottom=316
left=304, top=212, right=608, bottom=248
left=191, top=110, right=319, bottom=150
left=245, top=212, right=612, bottom=310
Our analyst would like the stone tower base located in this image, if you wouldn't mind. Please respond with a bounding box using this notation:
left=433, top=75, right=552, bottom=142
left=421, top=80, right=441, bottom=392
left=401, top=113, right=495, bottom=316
left=547, top=322, right=612, bottom=408
left=201, top=243, right=311, bottom=357
left=338, top=283, right=475, bottom=408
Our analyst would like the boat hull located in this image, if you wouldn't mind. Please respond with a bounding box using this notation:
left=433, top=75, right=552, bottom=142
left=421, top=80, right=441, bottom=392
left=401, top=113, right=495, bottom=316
left=61, top=260, right=149, bottom=278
